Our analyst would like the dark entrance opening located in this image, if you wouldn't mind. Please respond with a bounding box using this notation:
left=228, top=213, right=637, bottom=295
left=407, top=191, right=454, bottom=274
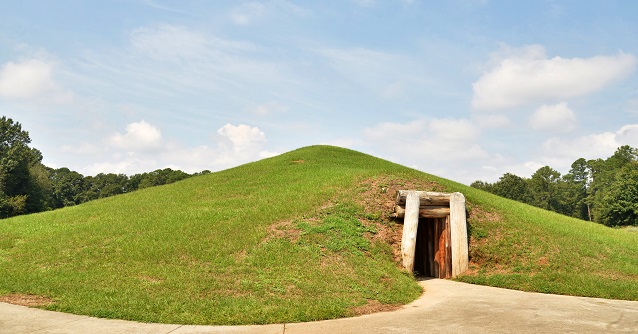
left=414, top=217, right=452, bottom=278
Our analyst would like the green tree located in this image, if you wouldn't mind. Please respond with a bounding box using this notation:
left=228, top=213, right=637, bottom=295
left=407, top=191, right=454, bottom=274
left=587, top=146, right=638, bottom=223
left=49, top=167, right=85, bottom=208
left=194, top=170, right=211, bottom=176
left=599, top=164, right=638, bottom=226
left=491, top=173, right=529, bottom=203
left=470, top=147, right=638, bottom=225
left=81, top=173, right=129, bottom=202
left=0, top=117, right=31, bottom=193
left=470, top=180, right=493, bottom=192
left=564, top=158, right=591, bottom=220
left=528, top=166, right=561, bottom=211
left=136, top=168, right=190, bottom=189
left=606, top=145, right=637, bottom=170
left=0, top=116, right=48, bottom=217
left=126, top=173, right=144, bottom=192
left=26, top=160, right=53, bottom=212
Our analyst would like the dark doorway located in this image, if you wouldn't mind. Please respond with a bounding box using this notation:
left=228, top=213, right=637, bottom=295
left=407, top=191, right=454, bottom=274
left=414, top=217, right=452, bottom=278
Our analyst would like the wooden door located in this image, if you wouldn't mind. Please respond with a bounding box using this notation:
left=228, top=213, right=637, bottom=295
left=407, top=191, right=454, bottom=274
left=431, top=216, right=452, bottom=279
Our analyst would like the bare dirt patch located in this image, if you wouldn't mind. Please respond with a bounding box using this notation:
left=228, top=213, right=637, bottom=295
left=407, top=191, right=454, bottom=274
left=355, top=175, right=446, bottom=263
left=0, top=294, right=54, bottom=307
left=349, top=299, right=401, bottom=316
left=537, top=256, right=549, bottom=267
left=356, top=175, right=445, bottom=218
left=261, top=219, right=303, bottom=245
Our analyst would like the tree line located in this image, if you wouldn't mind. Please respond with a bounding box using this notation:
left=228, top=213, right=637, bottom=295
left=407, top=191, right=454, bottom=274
left=471, top=145, right=638, bottom=227
left=1, top=116, right=209, bottom=219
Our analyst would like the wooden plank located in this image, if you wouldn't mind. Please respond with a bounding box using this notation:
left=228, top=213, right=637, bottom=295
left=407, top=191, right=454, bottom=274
left=400, top=191, right=420, bottom=273
left=423, top=220, right=430, bottom=277
left=433, top=218, right=440, bottom=278
left=427, top=218, right=434, bottom=277
left=391, top=205, right=450, bottom=218
left=450, top=192, right=468, bottom=278
left=414, top=220, right=425, bottom=275
left=438, top=218, right=448, bottom=279
left=395, top=190, right=451, bottom=206
left=445, top=216, right=452, bottom=278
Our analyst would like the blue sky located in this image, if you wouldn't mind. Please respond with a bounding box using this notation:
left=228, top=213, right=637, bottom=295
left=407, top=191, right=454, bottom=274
left=1, top=0, right=637, bottom=184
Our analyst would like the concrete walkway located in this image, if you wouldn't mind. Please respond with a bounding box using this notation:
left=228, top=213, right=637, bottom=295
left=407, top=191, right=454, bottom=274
left=1, top=279, right=637, bottom=333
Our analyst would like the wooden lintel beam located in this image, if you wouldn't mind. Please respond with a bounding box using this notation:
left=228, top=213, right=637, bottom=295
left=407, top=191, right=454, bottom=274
left=391, top=205, right=450, bottom=219
left=395, top=190, right=451, bottom=206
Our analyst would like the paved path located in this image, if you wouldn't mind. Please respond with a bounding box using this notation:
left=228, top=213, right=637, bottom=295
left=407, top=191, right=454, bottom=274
left=1, top=279, right=637, bottom=333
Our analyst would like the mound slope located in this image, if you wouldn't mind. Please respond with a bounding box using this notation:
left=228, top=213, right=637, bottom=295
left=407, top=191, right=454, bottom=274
left=0, top=145, right=636, bottom=325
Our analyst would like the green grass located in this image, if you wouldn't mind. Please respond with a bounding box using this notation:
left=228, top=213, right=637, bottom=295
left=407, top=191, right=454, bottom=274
left=455, top=184, right=638, bottom=300
left=0, top=145, right=637, bottom=325
left=0, top=146, right=422, bottom=325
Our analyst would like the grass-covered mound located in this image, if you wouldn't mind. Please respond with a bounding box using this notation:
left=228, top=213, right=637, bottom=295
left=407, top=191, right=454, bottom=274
left=460, top=187, right=638, bottom=300
left=0, top=145, right=637, bottom=325
left=0, top=146, right=426, bottom=325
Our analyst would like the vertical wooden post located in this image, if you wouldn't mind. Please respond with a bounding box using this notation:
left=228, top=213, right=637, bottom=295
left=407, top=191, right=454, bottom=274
left=427, top=219, right=434, bottom=276
left=401, top=191, right=420, bottom=273
left=445, top=216, right=452, bottom=278
left=433, top=218, right=440, bottom=278
left=450, top=192, right=468, bottom=277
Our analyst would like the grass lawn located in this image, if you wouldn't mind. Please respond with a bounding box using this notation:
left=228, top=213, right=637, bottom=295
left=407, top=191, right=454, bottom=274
left=0, top=145, right=637, bottom=325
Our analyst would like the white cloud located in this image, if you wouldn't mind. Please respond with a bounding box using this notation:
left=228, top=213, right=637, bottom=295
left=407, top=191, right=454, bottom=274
left=60, top=142, right=101, bottom=155
left=471, top=124, right=638, bottom=182
left=363, top=118, right=488, bottom=165
left=83, top=154, right=159, bottom=176
left=529, top=102, right=577, bottom=132
left=211, top=123, right=271, bottom=170
left=217, top=123, right=266, bottom=152
left=509, top=161, right=545, bottom=176
left=476, top=160, right=546, bottom=182
left=80, top=123, right=272, bottom=176
left=472, top=45, right=637, bottom=110
left=258, top=150, right=279, bottom=159
left=539, top=124, right=638, bottom=170
left=474, top=113, right=511, bottom=128
left=0, top=58, right=73, bottom=102
left=109, top=120, right=164, bottom=151
left=156, top=145, right=217, bottom=173
left=616, top=124, right=638, bottom=145
left=363, top=119, right=426, bottom=141
left=429, top=118, right=480, bottom=142
left=543, top=132, right=617, bottom=160
left=0, top=59, right=52, bottom=98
